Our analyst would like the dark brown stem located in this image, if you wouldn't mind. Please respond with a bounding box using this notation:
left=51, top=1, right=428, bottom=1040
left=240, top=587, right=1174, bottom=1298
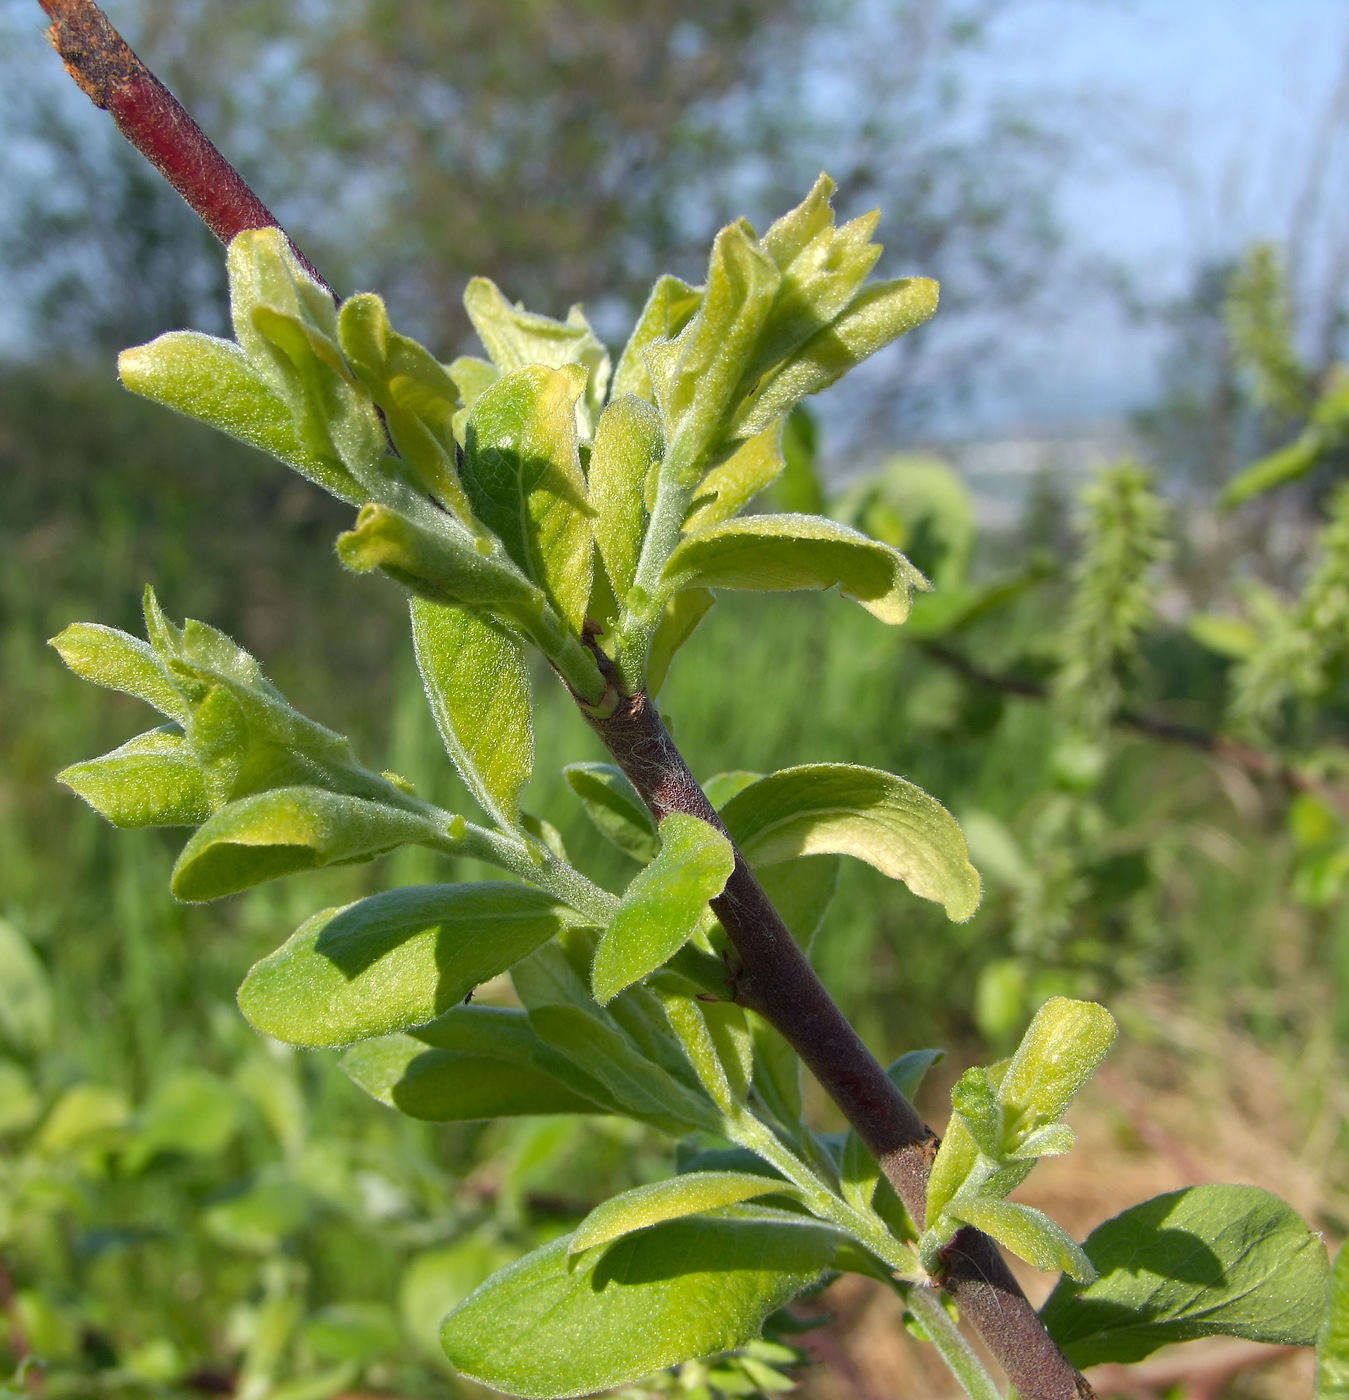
left=38, top=0, right=331, bottom=293
left=584, top=691, right=1094, bottom=1400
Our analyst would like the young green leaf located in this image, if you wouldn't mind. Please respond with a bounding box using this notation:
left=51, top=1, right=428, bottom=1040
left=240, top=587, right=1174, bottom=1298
left=527, top=1004, right=718, bottom=1135
left=345, top=1003, right=628, bottom=1118
left=49, top=622, right=185, bottom=720
left=226, top=227, right=338, bottom=377
left=647, top=223, right=781, bottom=484
left=59, top=728, right=209, bottom=828
left=117, top=332, right=362, bottom=502
left=611, top=274, right=702, bottom=402
left=341, top=1036, right=605, bottom=1121
left=703, top=771, right=766, bottom=810
left=447, top=355, right=500, bottom=411
left=591, top=814, right=736, bottom=1003
left=1317, top=1243, right=1349, bottom=1397
left=683, top=426, right=785, bottom=532
left=947, top=1198, right=1096, bottom=1283
left=336, top=502, right=544, bottom=616
left=562, top=763, right=658, bottom=863
left=1040, top=1185, right=1329, bottom=1367
left=923, top=1114, right=981, bottom=1228
left=949, top=1066, right=1003, bottom=1157
left=411, top=598, right=533, bottom=829
left=461, top=364, right=595, bottom=633
left=998, top=996, right=1117, bottom=1143
left=749, top=1012, right=803, bottom=1124
left=570, top=1173, right=801, bottom=1254
left=663, top=514, right=929, bottom=625
left=171, top=786, right=453, bottom=902
left=248, top=304, right=387, bottom=497
left=730, top=277, right=939, bottom=440
left=647, top=587, right=717, bottom=696
left=337, top=293, right=474, bottom=517
left=744, top=175, right=884, bottom=390
left=719, top=763, right=981, bottom=921
left=590, top=395, right=662, bottom=601
left=464, top=278, right=611, bottom=434
left=440, top=1212, right=839, bottom=1397
left=238, top=884, right=587, bottom=1046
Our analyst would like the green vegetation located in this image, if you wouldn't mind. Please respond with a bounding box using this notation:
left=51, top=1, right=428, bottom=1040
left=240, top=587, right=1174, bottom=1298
left=7, top=163, right=1349, bottom=1394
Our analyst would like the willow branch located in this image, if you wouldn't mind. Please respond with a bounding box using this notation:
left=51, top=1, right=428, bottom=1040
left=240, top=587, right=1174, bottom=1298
left=37, top=7, right=1091, bottom=1391
left=584, top=690, right=1094, bottom=1400
left=37, top=0, right=332, bottom=294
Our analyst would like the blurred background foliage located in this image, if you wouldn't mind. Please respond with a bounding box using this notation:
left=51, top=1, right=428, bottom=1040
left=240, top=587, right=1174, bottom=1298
left=6, top=0, right=1349, bottom=1396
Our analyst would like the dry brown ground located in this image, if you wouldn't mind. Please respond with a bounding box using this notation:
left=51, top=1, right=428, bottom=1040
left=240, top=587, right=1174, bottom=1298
left=793, top=989, right=1349, bottom=1400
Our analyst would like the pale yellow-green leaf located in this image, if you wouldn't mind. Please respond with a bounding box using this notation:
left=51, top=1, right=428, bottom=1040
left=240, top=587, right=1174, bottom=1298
left=947, top=1198, right=1096, bottom=1283
left=462, top=365, right=594, bottom=633
left=613, top=275, right=703, bottom=402
left=663, top=513, right=928, bottom=625
left=719, top=763, right=980, bottom=921
left=118, top=333, right=361, bottom=502
left=647, top=588, right=716, bottom=696
left=684, top=425, right=785, bottom=531
left=591, top=395, right=661, bottom=600
left=411, top=598, right=532, bottom=828
left=464, top=278, right=610, bottom=434
left=570, top=1173, right=800, bottom=1254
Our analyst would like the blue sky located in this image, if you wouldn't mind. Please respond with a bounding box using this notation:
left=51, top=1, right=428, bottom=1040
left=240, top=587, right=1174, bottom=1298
left=972, top=0, right=1349, bottom=428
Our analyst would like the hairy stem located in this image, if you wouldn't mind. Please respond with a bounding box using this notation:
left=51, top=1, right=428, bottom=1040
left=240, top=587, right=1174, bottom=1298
left=583, top=689, right=1094, bottom=1400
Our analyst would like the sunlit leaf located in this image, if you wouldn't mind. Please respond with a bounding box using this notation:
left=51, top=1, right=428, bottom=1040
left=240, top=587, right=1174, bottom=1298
left=49, top=622, right=184, bottom=720
left=591, top=814, right=735, bottom=1003
left=171, top=786, right=452, bottom=902
left=590, top=395, right=661, bottom=601
left=412, top=599, right=533, bottom=828
left=949, top=1198, right=1095, bottom=1282
left=441, top=1211, right=839, bottom=1397
left=570, top=1173, right=801, bottom=1253
left=612, top=275, right=702, bottom=402
left=719, top=763, right=980, bottom=921
left=1041, top=1185, right=1329, bottom=1367
left=59, top=728, right=209, bottom=828
left=462, top=365, right=594, bottom=632
left=664, top=514, right=928, bottom=625
left=240, top=884, right=584, bottom=1046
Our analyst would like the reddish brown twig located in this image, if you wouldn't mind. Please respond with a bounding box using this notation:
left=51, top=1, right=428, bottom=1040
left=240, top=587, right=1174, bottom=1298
left=38, top=0, right=332, bottom=293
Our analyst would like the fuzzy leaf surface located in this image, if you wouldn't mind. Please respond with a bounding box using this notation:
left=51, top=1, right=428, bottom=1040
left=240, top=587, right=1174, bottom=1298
left=464, top=278, right=610, bottom=433
left=949, top=1198, right=1096, bottom=1282
left=684, top=426, right=785, bottom=531
left=590, top=395, right=661, bottom=600
left=412, top=599, right=532, bottom=828
left=998, top=996, right=1117, bottom=1143
left=1040, top=1185, right=1329, bottom=1367
left=50, top=622, right=184, bottom=719
left=591, top=814, right=735, bottom=1002
left=570, top=1173, right=800, bottom=1254
left=720, top=763, right=980, bottom=921
left=171, top=787, right=449, bottom=902
left=462, top=365, right=594, bottom=631
left=664, top=514, right=928, bottom=624
left=117, top=333, right=358, bottom=500
left=612, top=275, right=702, bottom=401
left=239, top=884, right=584, bottom=1046
left=59, top=728, right=209, bottom=829
left=440, top=1211, right=838, bottom=1397
left=337, top=294, right=472, bottom=515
